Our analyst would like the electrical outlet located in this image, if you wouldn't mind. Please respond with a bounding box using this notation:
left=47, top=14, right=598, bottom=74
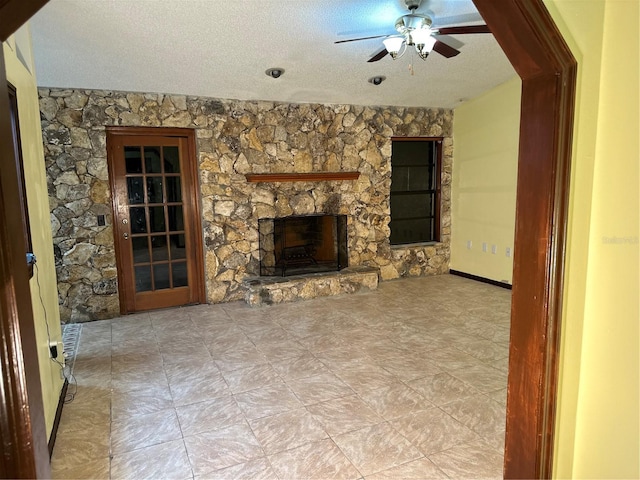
left=491, top=244, right=497, bottom=254
left=482, top=242, right=487, bottom=253
left=506, top=247, right=512, bottom=257
left=466, top=240, right=472, bottom=250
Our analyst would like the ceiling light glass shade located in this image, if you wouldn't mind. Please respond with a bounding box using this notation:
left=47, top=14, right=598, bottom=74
left=421, top=35, right=437, bottom=53
left=383, top=37, right=405, bottom=58
left=411, top=28, right=432, bottom=47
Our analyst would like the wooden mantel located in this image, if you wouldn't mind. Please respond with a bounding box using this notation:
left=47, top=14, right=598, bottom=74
left=245, top=172, right=360, bottom=183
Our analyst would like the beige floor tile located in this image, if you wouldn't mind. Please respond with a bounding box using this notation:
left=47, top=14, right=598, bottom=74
left=184, top=423, right=264, bottom=476
left=268, top=438, right=361, bottom=480
left=428, top=439, right=504, bottom=479
left=358, top=381, right=431, bottom=420
left=306, top=394, right=383, bottom=436
left=49, top=430, right=110, bottom=470
left=333, top=422, right=423, bottom=476
left=196, top=457, right=278, bottom=480
left=111, top=408, right=182, bottom=454
left=391, top=407, right=480, bottom=456
left=51, top=275, right=511, bottom=479
left=450, top=363, right=507, bottom=394
left=286, top=372, right=353, bottom=405
left=425, top=347, right=485, bottom=372
left=168, top=367, right=231, bottom=406
left=111, top=439, right=192, bottom=480
left=332, top=363, right=398, bottom=395
left=269, top=352, right=330, bottom=380
left=51, top=455, right=110, bottom=480
left=408, top=371, right=481, bottom=406
left=440, top=394, right=506, bottom=438
left=111, top=383, right=174, bottom=420
left=365, top=457, right=448, bottom=479
left=249, top=407, right=328, bottom=454
left=222, top=362, right=281, bottom=394
left=176, top=396, right=245, bottom=437
left=234, top=381, right=303, bottom=420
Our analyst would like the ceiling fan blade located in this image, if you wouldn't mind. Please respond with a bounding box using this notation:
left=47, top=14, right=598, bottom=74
left=433, top=40, right=460, bottom=58
left=435, top=25, right=491, bottom=35
left=368, top=48, right=389, bottom=62
left=335, top=34, right=390, bottom=44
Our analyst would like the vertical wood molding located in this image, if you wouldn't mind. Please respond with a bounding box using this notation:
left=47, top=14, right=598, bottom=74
left=472, top=0, right=577, bottom=478
left=0, top=49, right=51, bottom=479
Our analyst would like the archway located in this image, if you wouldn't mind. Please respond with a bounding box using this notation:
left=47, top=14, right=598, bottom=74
left=0, top=1, right=576, bottom=477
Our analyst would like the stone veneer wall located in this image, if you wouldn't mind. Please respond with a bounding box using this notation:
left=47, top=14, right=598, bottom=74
left=39, top=88, right=452, bottom=322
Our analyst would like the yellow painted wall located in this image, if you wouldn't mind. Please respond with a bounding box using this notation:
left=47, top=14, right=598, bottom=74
left=3, top=24, right=64, bottom=440
left=544, top=0, right=640, bottom=478
left=451, top=76, right=520, bottom=284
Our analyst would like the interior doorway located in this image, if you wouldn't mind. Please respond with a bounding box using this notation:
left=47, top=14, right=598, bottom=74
left=106, top=127, right=205, bottom=314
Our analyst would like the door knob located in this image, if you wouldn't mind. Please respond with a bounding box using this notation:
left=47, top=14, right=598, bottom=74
left=123, top=232, right=129, bottom=239
left=122, top=218, right=128, bottom=225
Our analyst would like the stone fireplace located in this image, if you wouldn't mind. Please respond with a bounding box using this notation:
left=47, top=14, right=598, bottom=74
left=258, top=214, right=348, bottom=277
left=40, top=87, right=452, bottom=321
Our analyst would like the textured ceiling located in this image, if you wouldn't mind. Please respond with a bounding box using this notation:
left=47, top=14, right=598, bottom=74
left=29, top=0, right=516, bottom=108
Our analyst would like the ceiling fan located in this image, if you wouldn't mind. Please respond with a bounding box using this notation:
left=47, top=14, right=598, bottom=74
left=335, top=0, right=491, bottom=63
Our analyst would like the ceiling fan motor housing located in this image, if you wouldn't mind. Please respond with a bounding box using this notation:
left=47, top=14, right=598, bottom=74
left=395, top=14, right=433, bottom=45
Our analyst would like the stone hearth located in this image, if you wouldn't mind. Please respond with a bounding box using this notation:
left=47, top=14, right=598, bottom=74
left=243, top=266, right=379, bottom=306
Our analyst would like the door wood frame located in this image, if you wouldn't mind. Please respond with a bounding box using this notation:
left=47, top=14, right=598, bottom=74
left=0, top=0, right=51, bottom=477
left=0, top=0, right=576, bottom=477
left=472, top=0, right=577, bottom=477
left=105, top=126, right=206, bottom=314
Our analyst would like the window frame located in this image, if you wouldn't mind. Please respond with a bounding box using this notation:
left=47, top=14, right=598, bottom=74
left=389, top=136, right=442, bottom=246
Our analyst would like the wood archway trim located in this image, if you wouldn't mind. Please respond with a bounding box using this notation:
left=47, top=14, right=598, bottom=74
left=0, top=0, right=576, bottom=477
left=472, top=0, right=577, bottom=478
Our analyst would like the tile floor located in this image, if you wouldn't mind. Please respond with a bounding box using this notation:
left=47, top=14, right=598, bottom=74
left=51, top=274, right=511, bottom=479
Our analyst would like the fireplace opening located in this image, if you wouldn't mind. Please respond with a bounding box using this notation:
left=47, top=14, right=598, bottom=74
left=258, top=214, right=348, bottom=277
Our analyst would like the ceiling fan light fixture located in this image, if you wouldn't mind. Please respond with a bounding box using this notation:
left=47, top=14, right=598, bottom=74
left=420, top=35, right=437, bottom=54
left=382, top=37, right=405, bottom=59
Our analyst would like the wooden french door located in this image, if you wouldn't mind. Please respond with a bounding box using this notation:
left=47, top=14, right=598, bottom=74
left=106, top=127, right=205, bottom=314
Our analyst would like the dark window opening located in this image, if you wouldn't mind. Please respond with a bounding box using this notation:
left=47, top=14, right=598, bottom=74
left=390, top=138, right=441, bottom=245
left=8, top=83, right=33, bottom=277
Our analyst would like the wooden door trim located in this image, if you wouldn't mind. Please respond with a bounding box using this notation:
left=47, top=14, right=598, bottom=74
left=472, top=0, right=577, bottom=477
left=0, top=4, right=51, bottom=476
left=106, top=126, right=206, bottom=314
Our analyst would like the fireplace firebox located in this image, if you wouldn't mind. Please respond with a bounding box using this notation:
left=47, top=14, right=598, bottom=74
left=258, top=214, right=348, bottom=277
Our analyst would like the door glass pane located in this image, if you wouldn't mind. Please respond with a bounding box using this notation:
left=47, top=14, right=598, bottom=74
left=127, top=177, right=145, bottom=204
left=149, top=206, right=166, bottom=233
left=168, top=205, right=184, bottom=231
left=166, top=177, right=182, bottom=203
left=125, top=146, right=142, bottom=173
left=170, top=234, right=186, bottom=260
left=130, top=207, right=147, bottom=234
left=135, top=265, right=152, bottom=292
left=154, top=264, right=170, bottom=290
left=147, top=177, right=163, bottom=204
left=151, top=235, right=169, bottom=261
left=172, top=261, right=188, bottom=287
left=164, top=146, right=180, bottom=173
left=144, top=147, right=162, bottom=173
left=132, top=236, right=150, bottom=263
